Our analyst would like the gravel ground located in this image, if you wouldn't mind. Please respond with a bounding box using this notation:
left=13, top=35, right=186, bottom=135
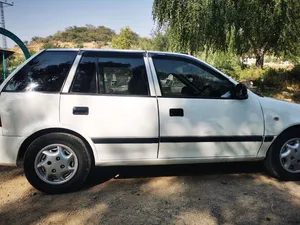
left=0, top=162, right=300, bottom=225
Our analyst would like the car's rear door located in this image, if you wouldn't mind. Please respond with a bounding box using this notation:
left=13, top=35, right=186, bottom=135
left=60, top=51, right=159, bottom=162
left=148, top=53, right=265, bottom=159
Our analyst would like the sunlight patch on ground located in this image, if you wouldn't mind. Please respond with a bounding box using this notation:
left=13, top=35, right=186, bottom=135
left=33, top=203, right=108, bottom=225
left=0, top=173, right=32, bottom=205
left=254, top=174, right=300, bottom=199
left=140, top=177, right=184, bottom=196
left=175, top=209, right=218, bottom=225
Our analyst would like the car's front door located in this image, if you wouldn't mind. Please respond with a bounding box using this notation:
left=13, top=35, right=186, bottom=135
left=149, top=54, right=264, bottom=159
left=60, top=51, right=159, bottom=162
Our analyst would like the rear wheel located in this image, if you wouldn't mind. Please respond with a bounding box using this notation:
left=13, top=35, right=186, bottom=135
left=265, top=129, right=300, bottom=180
left=24, top=132, right=92, bottom=194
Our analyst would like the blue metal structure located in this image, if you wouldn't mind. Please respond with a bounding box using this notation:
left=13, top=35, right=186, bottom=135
left=0, top=27, right=31, bottom=80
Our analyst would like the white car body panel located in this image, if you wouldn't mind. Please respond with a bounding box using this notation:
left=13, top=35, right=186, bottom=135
left=94, top=144, right=158, bottom=161
left=158, top=142, right=262, bottom=158
left=95, top=156, right=262, bottom=166
left=0, top=49, right=300, bottom=167
left=0, top=92, right=100, bottom=164
left=0, top=131, right=24, bottom=165
left=258, top=97, right=300, bottom=135
left=157, top=92, right=264, bottom=158
left=60, top=95, right=159, bottom=160
left=256, top=96, right=300, bottom=157
left=0, top=92, right=60, bottom=136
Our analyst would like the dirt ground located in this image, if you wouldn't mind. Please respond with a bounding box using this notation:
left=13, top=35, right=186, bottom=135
left=0, top=162, right=300, bottom=225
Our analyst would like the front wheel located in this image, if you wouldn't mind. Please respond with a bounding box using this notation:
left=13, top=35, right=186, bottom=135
left=265, top=129, right=300, bottom=180
left=24, top=133, right=92, bottom=194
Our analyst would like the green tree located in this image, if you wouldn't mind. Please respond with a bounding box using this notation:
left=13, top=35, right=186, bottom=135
left=138, top=30, right=169, bottom=51
left=138, top=37, right=154, bottom=50
left=112, top=26, right=139, bottom=49
left=152, top=0, right=300, bottom=68
left=31, top=25, right=116, bottom=45
left=42, top=41, right=63, bottom=49
left=31, top=36, right=42, bottom=43
left=229, top=0, right=300, bottom=68
left=153, top=0, right=228, bottom=55
left=151, top=29, right=169, bottom=51
left=29, top=49, right=37, bottom=56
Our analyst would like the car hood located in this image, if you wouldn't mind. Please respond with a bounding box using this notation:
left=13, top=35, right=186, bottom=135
left=257, top=95, right=300, bottom=136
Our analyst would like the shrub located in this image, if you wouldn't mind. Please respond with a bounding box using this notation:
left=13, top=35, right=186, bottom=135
left=289, top=64, right=300, bottom=83
left=236, top=69, right=264, bottom=83
left=199, top=52, right=241, bottom=80
left=260, top=68, right=286, bottom=87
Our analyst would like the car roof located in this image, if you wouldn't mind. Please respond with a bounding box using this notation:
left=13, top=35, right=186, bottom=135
left=45, top=48, right=189, bottom=57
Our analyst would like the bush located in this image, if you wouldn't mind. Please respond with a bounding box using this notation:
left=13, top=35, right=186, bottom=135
left=264, top=56, right=281, bottom=63
left=198, top=52, right=241, bottom=80
left=289, top=64, right=300, bottom=83
left=260, top=68, right=286, bottom=87
left=42, top=41, right=63, bottom=49
left=236, top=69, right=264, bottom=83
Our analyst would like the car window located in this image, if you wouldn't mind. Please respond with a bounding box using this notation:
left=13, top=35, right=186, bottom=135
left=98, top=56, right=149, bottom=96
left=71, top=55, right=97, bottom=93
left=152, top=57, right=233, bottom=98
left=4, top=51, right=77, bottom=92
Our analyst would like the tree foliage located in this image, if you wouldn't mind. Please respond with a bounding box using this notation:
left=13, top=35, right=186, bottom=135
left=152, top=0, right=300, bottom=67
left=138, top=29, right=169, bottom=51
left=230, top=0, right=300, bottom=68
left=29, top=24, right=170, bottom=52
left=31, top=25, right=115, bottom=44
left=153, top=0, right=229, bottom=55
left=111, top=26, right=139, bottom=49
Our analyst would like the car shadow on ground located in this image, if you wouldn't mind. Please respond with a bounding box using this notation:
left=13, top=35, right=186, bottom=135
left=85, top=161, right=267, bottom=187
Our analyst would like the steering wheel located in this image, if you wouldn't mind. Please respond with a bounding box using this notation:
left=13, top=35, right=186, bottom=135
left=200, top=84, right=212, bottom=96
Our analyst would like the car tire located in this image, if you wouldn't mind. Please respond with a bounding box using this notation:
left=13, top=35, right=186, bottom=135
left=265, top=128, right=300, bottom=180
left=24, top=132, right=92, bottom=194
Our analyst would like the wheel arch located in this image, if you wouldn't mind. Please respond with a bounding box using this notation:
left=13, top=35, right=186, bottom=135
left=17, top=128, right=97, bottom=167
left=272, top=124, right=300, bottom=145
left=259, top=124, right=300, bottom=158
left=280, top=124, right=300, bottom=134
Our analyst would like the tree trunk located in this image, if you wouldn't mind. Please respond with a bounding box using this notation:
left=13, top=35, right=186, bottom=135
left=188, top=48, right=194, bottom=56
left=255, top=45, right=267, bottom=69
left=255, top=52, right=264, bottom=69
left=188, top=41, right=195, bottom=56
left=205, top=46, right=209, bottom=61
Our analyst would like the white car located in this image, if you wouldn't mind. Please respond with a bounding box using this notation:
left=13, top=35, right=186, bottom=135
left=0, top=49, right=300, bottom=193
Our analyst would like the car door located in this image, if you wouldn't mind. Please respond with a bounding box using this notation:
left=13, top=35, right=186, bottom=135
left=148, top=53, right=264, bottom=159
left=60, top=51, right=159, bottom=162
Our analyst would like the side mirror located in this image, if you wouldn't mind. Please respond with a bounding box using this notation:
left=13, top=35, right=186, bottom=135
left=234, top=83, right=248, bottom=99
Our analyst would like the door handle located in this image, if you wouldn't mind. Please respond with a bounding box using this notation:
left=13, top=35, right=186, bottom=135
left=169, top=108, right=184, bottom=117
left=73, top=106, right=89, bottom=115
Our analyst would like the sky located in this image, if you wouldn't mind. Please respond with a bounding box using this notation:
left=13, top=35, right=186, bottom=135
left=4, top=0, right=155, bottom=47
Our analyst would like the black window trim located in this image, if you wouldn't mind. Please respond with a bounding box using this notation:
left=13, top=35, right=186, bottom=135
left=2, top=50, right=79, bottom=94
left=68, top=51, right=152, bottom=97
left=151, top=54, right=244, bottom=100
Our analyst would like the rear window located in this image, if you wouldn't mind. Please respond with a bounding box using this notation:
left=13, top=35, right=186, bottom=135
left=4, top=51, right=77, bottom=92
left=70, top=52, right=150, bottom=96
